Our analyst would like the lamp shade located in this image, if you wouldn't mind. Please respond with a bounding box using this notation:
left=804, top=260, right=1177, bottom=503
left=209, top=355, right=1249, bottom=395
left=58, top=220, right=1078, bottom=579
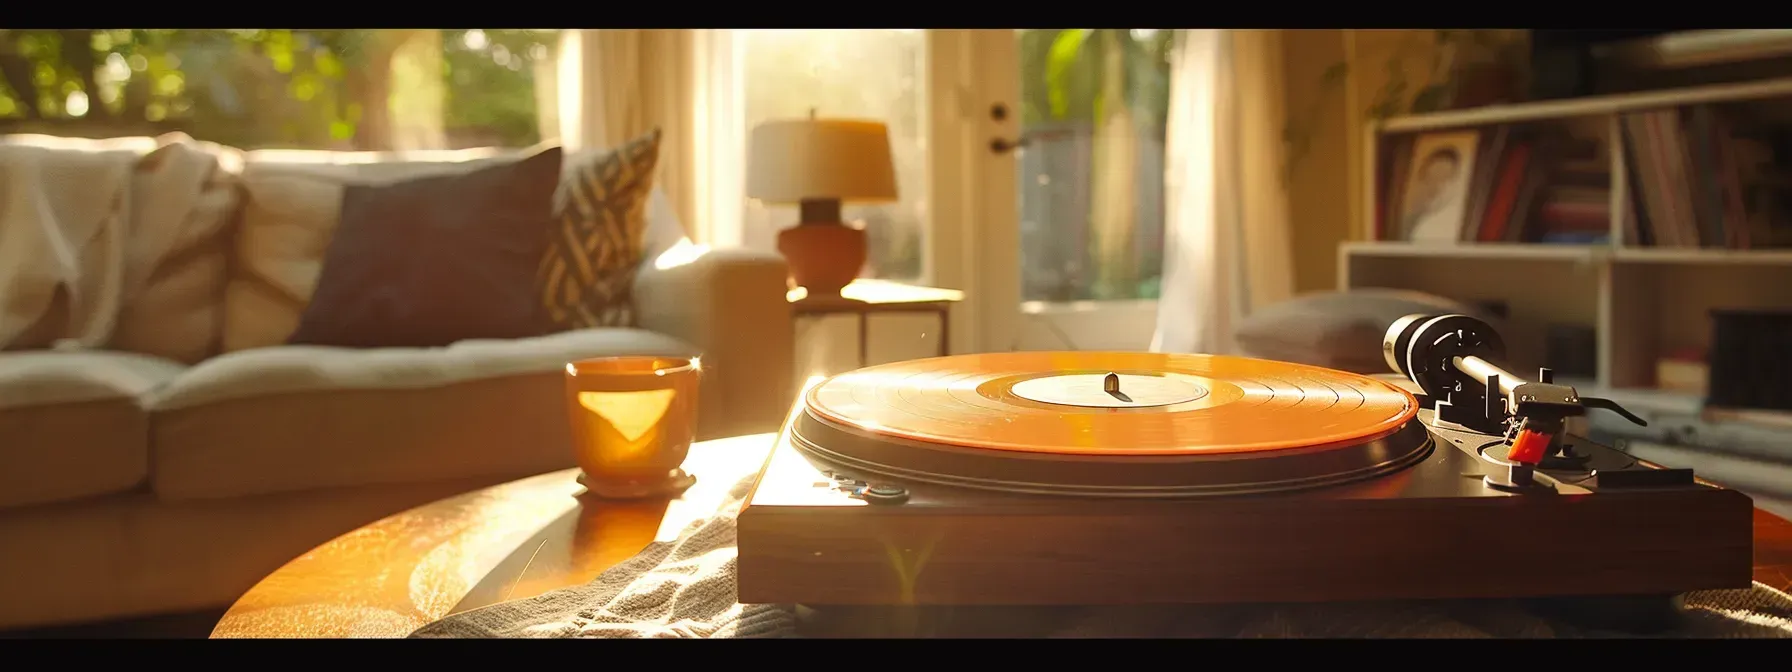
left=746, top=119, right=898, bottom=204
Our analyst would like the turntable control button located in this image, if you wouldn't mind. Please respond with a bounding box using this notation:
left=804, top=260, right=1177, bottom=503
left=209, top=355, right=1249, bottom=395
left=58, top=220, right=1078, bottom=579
left=861, top=484, right=910, bottom=505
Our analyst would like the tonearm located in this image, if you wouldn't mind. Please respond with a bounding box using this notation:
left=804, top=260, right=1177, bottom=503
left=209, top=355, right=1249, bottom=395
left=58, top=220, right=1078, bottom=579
left=1383, top=314, right=1648, bottom=490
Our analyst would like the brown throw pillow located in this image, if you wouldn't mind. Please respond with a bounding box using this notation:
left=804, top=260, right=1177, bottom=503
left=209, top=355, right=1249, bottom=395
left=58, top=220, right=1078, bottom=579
left=539, top=129, right=663, bottom=330
left=287, top=146, right=564, bottom=348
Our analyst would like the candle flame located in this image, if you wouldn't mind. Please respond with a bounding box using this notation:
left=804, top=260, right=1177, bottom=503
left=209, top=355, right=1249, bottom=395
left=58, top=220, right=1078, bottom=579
left=578, top=390, right=677, bottom=444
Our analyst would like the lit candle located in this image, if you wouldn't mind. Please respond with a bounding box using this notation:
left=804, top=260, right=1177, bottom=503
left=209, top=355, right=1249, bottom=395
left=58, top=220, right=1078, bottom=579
left=563, top=356, right=701, bottom=499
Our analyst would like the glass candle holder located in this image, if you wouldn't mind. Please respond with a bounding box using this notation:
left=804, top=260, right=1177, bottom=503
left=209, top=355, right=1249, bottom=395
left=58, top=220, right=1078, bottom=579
left=564, top=356, right=701, bottom=499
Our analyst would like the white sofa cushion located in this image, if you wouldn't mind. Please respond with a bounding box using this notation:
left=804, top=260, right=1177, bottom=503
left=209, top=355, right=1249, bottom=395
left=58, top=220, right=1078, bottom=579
left=147, top=328, right=698, bottom=500
left=0, top=350, right=185, bottom=508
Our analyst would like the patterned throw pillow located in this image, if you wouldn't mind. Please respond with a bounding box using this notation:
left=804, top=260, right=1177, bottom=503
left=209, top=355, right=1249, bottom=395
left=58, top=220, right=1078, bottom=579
left=539, top=129, right=663, bottom=329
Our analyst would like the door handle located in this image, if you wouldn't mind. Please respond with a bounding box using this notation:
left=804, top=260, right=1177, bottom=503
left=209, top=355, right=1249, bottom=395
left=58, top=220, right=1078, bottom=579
left=990, top=137, right=1029, bottom=154
left=989, top=102, right=1023, bottom=153
left=989, top=128, right=1076, bottom=155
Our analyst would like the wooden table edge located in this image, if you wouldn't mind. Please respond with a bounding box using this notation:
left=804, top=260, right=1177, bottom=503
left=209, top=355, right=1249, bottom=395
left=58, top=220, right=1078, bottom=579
left=210, top=433, right=781, bottom=639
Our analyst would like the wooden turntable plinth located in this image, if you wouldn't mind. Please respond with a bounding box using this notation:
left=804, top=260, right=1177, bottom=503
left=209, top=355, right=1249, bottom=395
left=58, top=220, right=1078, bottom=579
left=736, top=415, right=1753, bottom=605
left=735, top=352, right=1756, bottom=607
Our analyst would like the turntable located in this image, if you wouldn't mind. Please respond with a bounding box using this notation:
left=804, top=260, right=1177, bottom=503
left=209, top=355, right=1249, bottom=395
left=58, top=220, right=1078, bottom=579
left=735, top=314, right=1755, bottom=606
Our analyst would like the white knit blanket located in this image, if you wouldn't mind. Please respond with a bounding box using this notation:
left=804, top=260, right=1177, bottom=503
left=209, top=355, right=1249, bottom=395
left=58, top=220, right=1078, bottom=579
left=411, top=474, right=1792, bottom=639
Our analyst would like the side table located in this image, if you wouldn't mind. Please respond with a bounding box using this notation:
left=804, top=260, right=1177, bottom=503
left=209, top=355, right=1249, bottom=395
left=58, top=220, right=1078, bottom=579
left=788, top=279, right=965, bottom=367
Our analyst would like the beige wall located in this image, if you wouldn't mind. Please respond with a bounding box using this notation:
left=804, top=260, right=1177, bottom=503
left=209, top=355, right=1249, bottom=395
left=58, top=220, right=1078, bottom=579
left=1280, top=29, right=1430, bottom=293
left=1281, top=29, right=1353, bottom=294
left=1279, top=29, right=1460, bottom=292
left=1279, top=29, right=1527, bottom=293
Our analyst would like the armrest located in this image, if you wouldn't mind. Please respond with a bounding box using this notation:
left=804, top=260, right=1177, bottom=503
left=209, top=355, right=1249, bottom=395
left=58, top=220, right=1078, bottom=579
left=634, top=244, right=794, bottom=440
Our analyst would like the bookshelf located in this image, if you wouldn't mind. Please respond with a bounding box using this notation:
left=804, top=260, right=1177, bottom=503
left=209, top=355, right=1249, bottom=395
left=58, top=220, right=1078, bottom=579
left=1342, top=75, right=1792, bottom=404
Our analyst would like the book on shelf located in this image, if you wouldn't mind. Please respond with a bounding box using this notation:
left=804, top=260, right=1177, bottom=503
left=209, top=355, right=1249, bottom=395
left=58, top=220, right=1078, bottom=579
left=1705, top=406, right=1792, bottom=430
left=1459, top=126, right=1511, bottom=242
left=1378, top=127, right=1608, bottom=245
left=1617, top=103, right=1792, bottom=249
left=1374, top=135, right=1412, bottom=242
left=1375, top=99, right=1792, bottom=249
left=1600, top=413, right=1792, bottom=467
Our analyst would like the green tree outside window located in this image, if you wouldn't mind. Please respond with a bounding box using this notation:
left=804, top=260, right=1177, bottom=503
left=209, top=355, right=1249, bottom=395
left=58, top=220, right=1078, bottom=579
left=0, top=29, right=557, bottom=150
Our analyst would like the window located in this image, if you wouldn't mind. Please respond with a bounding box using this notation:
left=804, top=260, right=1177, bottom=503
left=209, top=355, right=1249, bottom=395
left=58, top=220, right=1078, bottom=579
left=737, top=29, right=928, bottom=281
left=1016, top=29, right=1173, bottom=302
left=0, top=29, right=558, bottom=150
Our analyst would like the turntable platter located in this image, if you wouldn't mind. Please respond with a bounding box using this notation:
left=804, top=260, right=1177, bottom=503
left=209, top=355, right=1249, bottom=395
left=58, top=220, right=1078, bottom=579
left=806, top=351, right=1418, bottom=456
left=793, top=352, right=1429, bottom=497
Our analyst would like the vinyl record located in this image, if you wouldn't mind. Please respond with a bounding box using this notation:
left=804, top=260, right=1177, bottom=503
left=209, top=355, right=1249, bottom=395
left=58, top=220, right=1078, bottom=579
left=805, top=351, right=1418, bottom=457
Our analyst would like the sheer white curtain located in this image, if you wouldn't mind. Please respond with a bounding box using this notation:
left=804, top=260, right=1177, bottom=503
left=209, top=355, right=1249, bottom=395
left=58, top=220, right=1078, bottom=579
left=1150, top=29, right=1296, bottom=355
left=542, top=29, right=744, bottom=246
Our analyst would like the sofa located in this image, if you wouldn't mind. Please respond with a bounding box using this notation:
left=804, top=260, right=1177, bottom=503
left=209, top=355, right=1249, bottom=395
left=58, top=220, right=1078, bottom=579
left=0, top=135, right=795, bottom=630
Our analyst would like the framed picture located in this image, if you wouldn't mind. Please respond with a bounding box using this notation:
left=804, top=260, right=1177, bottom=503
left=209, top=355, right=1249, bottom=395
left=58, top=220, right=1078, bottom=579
left=1396, top=130, right=1481, bottom=242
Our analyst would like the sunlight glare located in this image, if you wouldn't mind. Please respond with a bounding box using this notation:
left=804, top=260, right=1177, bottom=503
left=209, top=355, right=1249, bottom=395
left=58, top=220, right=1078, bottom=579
left=65, top=91, right=89, bottom=118
left=101, top=53, right=130, bottom=85
left=463, top=29, right=489, bottom=51
left=653, top=237, right=710, bottom=270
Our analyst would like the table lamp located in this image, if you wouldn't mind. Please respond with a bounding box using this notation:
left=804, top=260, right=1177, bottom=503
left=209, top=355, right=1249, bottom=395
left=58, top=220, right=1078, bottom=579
left=747, top=114, right=899, bottom=297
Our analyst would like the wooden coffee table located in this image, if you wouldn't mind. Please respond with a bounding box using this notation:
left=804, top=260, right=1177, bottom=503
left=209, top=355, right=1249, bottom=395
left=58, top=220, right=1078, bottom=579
left=210, top=433, right=779, bottom=639
left=211, top=432, right=1792, bottom=638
